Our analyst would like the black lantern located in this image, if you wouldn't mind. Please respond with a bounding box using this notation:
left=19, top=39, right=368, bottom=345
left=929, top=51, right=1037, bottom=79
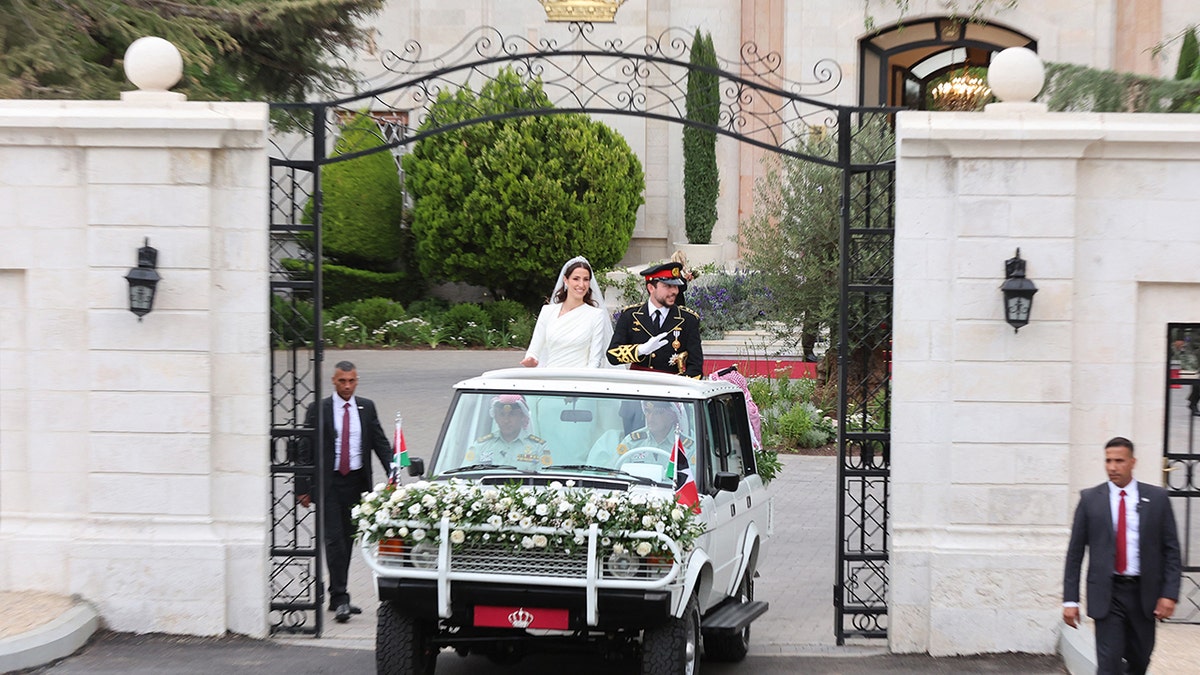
left=125, top=238, right=161, bottom=320
left=1000, top=248, right=1037, bottom=332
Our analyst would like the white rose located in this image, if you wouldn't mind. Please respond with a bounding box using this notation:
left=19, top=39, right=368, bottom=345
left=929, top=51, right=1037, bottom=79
left=597, top=509, right=610, bottom=522
left=636, top=541, right=653, bottom=556
left=549, top=481, right=563, bottom=489
left=450, top=529, right=466, bottom=544
left=655, top=522, right=665, bottom=533
left=398, top=527, right=409, bottom=538
left=565, top=480, right=576, bottom=487
left=508, top=510, right=522, bottom=522
left=574, top=533, right=586, bottom=545
left=519, top=517, right=534, bottom=529
left=412, top=528, right=426, bottom=541
left=557, top=501, right=573, bottom=514
left=612, top=543, right=625, bottom=555
left=487, top=515, right=503, bottom=528
left=532, top=534, right=548, bottom=548
left=582, top=503, right=597, bottom=517
left=641, top=515, right=656, bottom=528
left=521, top=536, right=535, bottom=549
left=523, top=495, right=538, bottom=507
left=535, top=503, right=550, bottom=517
left=671, top=508, right=684, bottom=521
left=421, top=494, right=437, bottom=507
left=408, top=503, right=421, bottom=515
left=385, top=528, right=396, bottom=538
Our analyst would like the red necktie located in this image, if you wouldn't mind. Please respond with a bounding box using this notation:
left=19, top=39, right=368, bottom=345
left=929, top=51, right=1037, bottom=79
left=1115, top=490, right=1127, bottom=574
left=339, top=402, right=351, bottom=476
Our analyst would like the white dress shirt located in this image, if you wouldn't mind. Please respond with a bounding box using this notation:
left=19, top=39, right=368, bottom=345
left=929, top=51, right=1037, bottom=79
left=333, top=395, right=364, bottom=471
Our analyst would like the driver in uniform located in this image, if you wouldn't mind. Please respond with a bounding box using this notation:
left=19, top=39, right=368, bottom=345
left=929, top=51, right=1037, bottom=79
left=615, top=400, right=693, bottom=462
left=465, top=394, right=552, bottom=470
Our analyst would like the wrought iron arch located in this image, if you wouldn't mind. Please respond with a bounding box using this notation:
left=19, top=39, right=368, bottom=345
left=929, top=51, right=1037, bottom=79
left=267, top=21, right=896, bottom=643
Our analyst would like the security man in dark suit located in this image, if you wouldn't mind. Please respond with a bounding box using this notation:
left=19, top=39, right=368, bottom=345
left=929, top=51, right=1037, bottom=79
left=298, top=360, right=393, bottom=624
left=1062, top=436, right=1182, bottom=675
left=607, top=261, right=703, bottom=378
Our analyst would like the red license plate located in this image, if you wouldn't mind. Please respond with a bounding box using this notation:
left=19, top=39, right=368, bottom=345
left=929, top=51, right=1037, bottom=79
left=474, top=605, right=569, bottom=630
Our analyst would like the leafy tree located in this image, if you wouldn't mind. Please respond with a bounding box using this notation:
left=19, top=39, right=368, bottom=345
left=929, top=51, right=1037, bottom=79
left=0, top=0, right=383, bottom=101
left=684, top=30, right=720, bottom=244
left=738, top=117, right=895, bottom=361
left=402, top=68, right=645, bottom=307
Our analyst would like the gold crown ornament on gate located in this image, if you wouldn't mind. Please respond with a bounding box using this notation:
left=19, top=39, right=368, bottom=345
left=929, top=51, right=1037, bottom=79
left=538, top=0, right=628, bottom=23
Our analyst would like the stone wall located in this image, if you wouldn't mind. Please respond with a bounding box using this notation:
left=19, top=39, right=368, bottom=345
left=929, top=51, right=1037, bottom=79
left=891, top=109, right=1200, bottom=654
left=0, top=99, right=270, bottom=637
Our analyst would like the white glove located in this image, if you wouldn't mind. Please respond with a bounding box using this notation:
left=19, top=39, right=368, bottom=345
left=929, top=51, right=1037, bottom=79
left=636, top=331, right=670, bottom=357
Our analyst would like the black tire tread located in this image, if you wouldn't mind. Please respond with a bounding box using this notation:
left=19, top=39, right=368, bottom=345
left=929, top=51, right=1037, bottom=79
left=640, top=593, right=700, bottom=675
left=376, top=601, right=436, bottom=675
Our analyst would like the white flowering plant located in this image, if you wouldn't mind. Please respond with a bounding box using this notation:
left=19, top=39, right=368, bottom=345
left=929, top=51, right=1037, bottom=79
left=353, top=479, right=706, bottom=560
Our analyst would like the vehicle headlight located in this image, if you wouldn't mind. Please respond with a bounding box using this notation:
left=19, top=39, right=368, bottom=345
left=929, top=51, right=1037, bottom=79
left=408, top=540, right=438, bottom=569
left=604, top=551, right=641, bottom=579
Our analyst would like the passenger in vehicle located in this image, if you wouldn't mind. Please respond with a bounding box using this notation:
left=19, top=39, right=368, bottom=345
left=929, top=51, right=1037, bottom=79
left=465, top=394, right=553, bottom=470
left=614, top=400, right=694, bottom=465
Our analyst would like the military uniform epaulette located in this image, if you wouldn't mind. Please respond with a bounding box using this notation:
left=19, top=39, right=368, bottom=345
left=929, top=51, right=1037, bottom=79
left=473, top=433, right=495, bottom=443
left=528, top=434, right=546, bottom=443
left=679, top=306, right=700, bottom=318
left=621, top=303, right=641, bottom=311
left=630, top=430, right=648, bottom=441
left=681, top=437, right=694, bottom=448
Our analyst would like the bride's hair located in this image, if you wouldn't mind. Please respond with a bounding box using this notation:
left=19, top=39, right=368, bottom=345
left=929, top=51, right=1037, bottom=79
left=553, top=259, right=598, bottom=307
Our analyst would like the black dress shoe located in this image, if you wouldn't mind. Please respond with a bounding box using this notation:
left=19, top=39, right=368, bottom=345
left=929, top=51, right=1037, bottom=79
left=335, top=604, right=351, bottom=623
left=329, top=603, right=363, bottom=614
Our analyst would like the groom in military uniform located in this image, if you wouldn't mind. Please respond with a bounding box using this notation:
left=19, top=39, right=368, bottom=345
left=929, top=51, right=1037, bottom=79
left=607, top=261, right=704, bottom=378
left=465, top=394, right=552, bottom=470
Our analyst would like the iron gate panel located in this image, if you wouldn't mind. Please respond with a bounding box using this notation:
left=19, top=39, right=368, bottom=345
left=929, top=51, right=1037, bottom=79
left=266, top=21, right=898, bottom=640
left=268, top=117, right=328, bottom=635
left=1165, top=323, right=1200, bottom=623
left=834, top=108, right=895, bottom=642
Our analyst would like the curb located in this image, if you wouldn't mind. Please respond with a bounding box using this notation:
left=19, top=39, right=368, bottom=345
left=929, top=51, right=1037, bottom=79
left=1058, top=623, right=1096, bottom=675
left=0, top=602, right=99, bottom=673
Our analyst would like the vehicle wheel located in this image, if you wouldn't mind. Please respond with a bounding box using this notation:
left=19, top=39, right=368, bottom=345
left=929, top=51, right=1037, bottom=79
left=376, top=601, right=438, bottom=675
left=640, top=593, right=700, bottom=675
left=704, top=570, right=753, bottom=662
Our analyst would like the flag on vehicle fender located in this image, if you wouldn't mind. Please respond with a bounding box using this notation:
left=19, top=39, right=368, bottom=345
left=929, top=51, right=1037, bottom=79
left=391, top=415, right=410, bottom=484
left=671, top=428, right=701, bottom=514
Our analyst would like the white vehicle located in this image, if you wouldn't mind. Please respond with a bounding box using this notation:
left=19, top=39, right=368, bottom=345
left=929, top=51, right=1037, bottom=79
left=360, top=368, right=772, bottom=674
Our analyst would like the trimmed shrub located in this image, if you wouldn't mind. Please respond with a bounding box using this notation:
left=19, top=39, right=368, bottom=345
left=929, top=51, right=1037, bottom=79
left=440, top=303, right=492, bottom=347
left=403, top=67, right=644, bottom=307
left=327, top=297, right=407, bottom=333
left=683, top=30, right=720, bottom=244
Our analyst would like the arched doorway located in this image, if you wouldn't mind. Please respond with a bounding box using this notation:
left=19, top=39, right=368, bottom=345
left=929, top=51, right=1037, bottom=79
left=859, top=17, right=1036, bottom=109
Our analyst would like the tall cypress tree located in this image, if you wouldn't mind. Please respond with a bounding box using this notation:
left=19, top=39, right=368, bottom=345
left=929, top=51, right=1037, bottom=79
left=683, top=30, right=720, bottom=245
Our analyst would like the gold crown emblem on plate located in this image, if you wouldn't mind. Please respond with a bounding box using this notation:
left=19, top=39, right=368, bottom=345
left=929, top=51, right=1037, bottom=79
left=538, top=0, right=627, bottom=23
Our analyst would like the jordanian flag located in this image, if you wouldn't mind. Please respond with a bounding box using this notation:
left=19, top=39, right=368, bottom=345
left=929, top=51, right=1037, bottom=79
left=391, top=415, right=410, bottom=484
left=670, top=428, right=701, bottom=514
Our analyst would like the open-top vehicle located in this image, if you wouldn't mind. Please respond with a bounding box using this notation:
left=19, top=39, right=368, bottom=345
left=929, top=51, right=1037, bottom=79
left=358, top=367, right=772, bottom=674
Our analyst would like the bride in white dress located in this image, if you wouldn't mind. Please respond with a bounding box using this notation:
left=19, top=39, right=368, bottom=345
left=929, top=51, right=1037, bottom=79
left=521, top=256, right=614, bottom=369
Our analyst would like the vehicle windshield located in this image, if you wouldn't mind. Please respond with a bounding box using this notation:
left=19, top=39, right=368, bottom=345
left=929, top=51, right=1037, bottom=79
left=431, top=391, right=698, bottom=485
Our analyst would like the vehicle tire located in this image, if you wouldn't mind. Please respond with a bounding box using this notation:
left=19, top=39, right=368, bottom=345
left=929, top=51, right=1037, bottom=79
left=640, top=593, right=701, bottom=675
left=376, top=601, right=437, bottom=675
left=704, top=570, right=753, bottom=662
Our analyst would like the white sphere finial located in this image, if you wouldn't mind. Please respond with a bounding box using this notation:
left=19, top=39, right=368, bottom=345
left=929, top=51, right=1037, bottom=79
left=124, top=37, right=183, bottom=92
left=987, top=47, right=1044, bottom=103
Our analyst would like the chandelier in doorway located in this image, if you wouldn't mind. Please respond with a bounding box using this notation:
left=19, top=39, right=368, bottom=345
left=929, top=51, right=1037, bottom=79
left=538, top=0, right=627, bottom=23
left=930, top=71, right=992, bottom=111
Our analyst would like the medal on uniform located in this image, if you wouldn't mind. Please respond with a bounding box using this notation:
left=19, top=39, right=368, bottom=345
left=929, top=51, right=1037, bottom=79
left=672, top=329, right=680, bottom=351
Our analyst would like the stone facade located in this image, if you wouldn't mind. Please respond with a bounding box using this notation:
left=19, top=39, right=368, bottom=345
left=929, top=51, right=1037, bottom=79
left=892, top=109, right=1200, bottom=654
left=350, top=1, right=1195, bottom=264
left=0, top=100, right=271, bottom=637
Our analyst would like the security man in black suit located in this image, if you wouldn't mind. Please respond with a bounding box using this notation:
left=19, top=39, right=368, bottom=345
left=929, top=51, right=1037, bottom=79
left=607, top=261, right=704, bottom=378
left=298, top=360, right=393, bottom=623
left=1062, top=436, right=1182, bottom=675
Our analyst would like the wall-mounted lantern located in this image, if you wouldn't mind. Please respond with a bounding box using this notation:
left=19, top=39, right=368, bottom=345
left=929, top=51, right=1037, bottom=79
left=125, top=238, right=161, bottom=320
left=1000, top=248, right=1037, bottom=333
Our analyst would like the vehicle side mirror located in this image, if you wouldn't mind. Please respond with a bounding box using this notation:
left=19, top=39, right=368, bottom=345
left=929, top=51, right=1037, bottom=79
left=714, top=471, right=740, bottom=493
left=407, top=457, right=425, bottom=477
